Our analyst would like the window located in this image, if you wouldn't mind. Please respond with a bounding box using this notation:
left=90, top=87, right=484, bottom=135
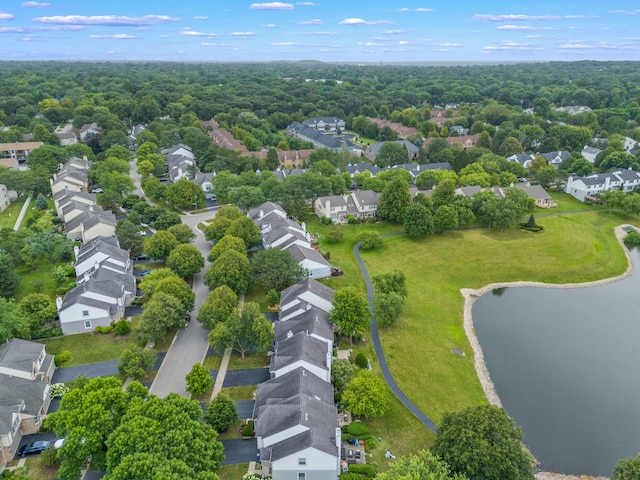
left=298, top=458, right=307, bottom=466
left=82, top=310, right=89, bottom=317
left=298, top=473, right=306, bottom=480
left=84, top=320, right=92, bottom=329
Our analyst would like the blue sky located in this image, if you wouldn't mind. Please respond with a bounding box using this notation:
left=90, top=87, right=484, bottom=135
left=1, top=1, right=639, bottom=62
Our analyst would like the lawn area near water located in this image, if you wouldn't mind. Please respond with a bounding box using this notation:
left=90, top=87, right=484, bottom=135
left=358, top=211, right=634, bottom=426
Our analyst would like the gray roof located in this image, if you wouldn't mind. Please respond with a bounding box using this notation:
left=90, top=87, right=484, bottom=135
left=287, top=122, right=355, bottom=150
left=315, top=194, right=347, bottom=208
left=60, top=270, right=131, bottom=312
left=263, top=225, right=307, bottom=248
left=0, top=374, right=48, bottom=417
left=274, top=306, right=333, bottom=343
left=366, top=140, right=419, bottom=157
left=270, top=332, right=329, bottom=374
left=538, top=150, right=570, bottom=163
left=194, top=172, right=214, bottom=186
left=248, top=201, right=287, bottom=221
left=351, top=190, right=380, bottom=207
left=285, top=243, right=330, bottom=267
left=62, top=201, right=104, bottom=218
left=54, top=190, right=96, bottom=205
left=514, top=184, right=552, bottom=201
left=65, top=210, right=116, bottom=233
left=303, top=117, right=344, bottom=126
left=0, top=339, right=45, bottom=374
left=280, top=278, right=334, bottom=309
left=261, top=419, right=338, bottom=462
left=255, top=393, right=337, bottom=438
left=457, top=186, right=483, bottom=197
left=344, top=162, right=381, bottom=176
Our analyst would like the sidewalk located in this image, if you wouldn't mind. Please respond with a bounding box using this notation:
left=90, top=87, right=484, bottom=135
left=13, top=194, right=32, bottom=231
left=210, top=347, right=232, bottom=398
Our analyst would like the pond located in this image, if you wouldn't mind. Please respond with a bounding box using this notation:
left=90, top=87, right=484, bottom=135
left=472, top=247, right=640, bottom=477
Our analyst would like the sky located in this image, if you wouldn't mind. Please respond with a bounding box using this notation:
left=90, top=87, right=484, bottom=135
left=1, top=1, right=640, bottom=63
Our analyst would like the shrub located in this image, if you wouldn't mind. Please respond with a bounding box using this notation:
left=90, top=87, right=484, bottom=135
left=50, top=383, right=70, bottom=398
left=30, top=327, right=62, bottom=340
left=112, top=319, right=131, bottom=336
left=40, top=446, right=60, bottom=467
left=326, top=230, right=344, bottom=243
left=266, top=288, right=279, bottom=307
left=94, top=325, right=113, bottom=334
left=346, top=421, right=370, bottom=437
left=355, top=353, right=368, bottom=369
left=340, top=474, right=364, bottom=480
left=322, top=251, right=331, bottom=261
left=241, top=420, right=255, bottom=436
left=54, top=350, right=72, bottom=366
left=347, top=214, right=357, bottom=224
left=320, top=216, right=332, bottom=225
left=624, top=231, right=640, bottom=247
left=348, top=464, right=377, bottom=477
left=242, top=474, right=262, bottom=480
left=357, top=231, right=383, bottom=250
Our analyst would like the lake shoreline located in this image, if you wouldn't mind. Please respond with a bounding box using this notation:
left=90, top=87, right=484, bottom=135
left=461, top=224, right=636, bottom=480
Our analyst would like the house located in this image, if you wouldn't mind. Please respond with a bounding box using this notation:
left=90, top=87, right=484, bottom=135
left=56, top=131, right=78, bottom=146
left=553, top=106, right=592, bottom=115
left=623, top=136, right=639, bottom=154
left=303, top=117, right=346, bottom=132
left=581, top=146, right=601, bottom=164
left=343, top=162, right=381, bottom=178
left=194, top=172, right=215, bottom=197
left=64, top=209, right=117, bottom=243
left=450, top=125, right=469, bottom=136
left=0, top=141, right=44, bottom=165
left=286, top=122, right=357, bottom=152
left=279, top=278, right=334, bottom=321
left=74, top=236, right=132, bottom=277
left=537, top=150, right=570, bottom=167
left=270, top=331, right=331, bottom=382
left=50, top=166, right=89, bottom=196
left=313, top=190, right=381, bottom=224
left=507, top=153, right=536, bottom=169
left=348, top=190, right=381, bottom=220
left=391, top=162, right=453, bottom=180
left=283, top=243, right=331, bottom=279
left=364, top=140, right=419, bottom=163
left=248, top=202, right=287, bottom=223
left=57, top=268, right=135, bottom=334
left=0, top=339, right=56, bottom=467
left=54, top=190, right=97, bottom=217
left=163, top=144, right=197, bottom=182
left=513, top=184, right=557, bottom=208
left=274, top=306, right=333, bottom=347
left=203, top=120, right=249, bottom=154
left=61, top=201, right=107, bottom=223
left=366, top=118, right=420, bottom=138
left=128, top=124, right=146, bottom=147
left=424, top=134, right=479, bottom=150
left=565, top=169, right=640, bottom=202
left=0, top=184, right=9, bottom=213
left=313, top=194, right=348, bottom=222
left=79, top=123, right=102, bottom=141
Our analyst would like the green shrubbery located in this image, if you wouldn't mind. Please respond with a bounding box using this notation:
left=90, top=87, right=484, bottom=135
left=112, top=319, right=131, bottom=336
left=345, top=421, right=370, bottom=437
left=94, top=325, right=113, bottom=334
left=355, top=353, right=368, bottom=369
left=624, top=231, right=640, bottom=247
left=348, top=464, right=377, bottom=477
left=241, top=420, right=255, bottom=436
left=54, top=350, right=72, bottom=366
left=31, top=326, right=62, bottom=339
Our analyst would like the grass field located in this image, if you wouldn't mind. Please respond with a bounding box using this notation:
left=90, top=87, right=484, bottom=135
left=40, top=332, right=137, bottom=366
left=227, top=352, right=270, bottom=370
left=0, top=196, right=26, bottom=230
left=218, top=463, right=249, bottom=480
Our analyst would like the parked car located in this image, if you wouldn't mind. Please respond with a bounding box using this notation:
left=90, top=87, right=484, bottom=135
left=18, top=441, right=51, bottom=456
left=185, top=313, right=191, bottom=322
left=133, top=254, right=148, bottom=261
left=140, top=270, right=152, bottom=276
left=53, top=438, right=65, bottom=449
left=91, top=187, right=104, bottom=193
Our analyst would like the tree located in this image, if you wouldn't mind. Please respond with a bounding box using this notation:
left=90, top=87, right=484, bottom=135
left=166, top=244, right=204, bottom=278
left=498, top=137, right=523, bottom=157
left=378, top=177, right=412, bottom=223
left=208, top=301, right=274, bottom=359
left=229, top=186, right=265, bottom=211
left=0, top=298, right=25, bottom=343
left=372, top=270, right=408, bottom=298
left=203, top=249, right=252, bottom=295
left=570, top=158, right=593, bottom=177
left=204, top=392, right=238, bottom=433
left=165, top=179, right=206, bottom=209
left=433, top=205, right=459, bottom=233
left=153, top=212, right=182, bottom=231
left=207, top=234, right=246, bottom=263
left=100, top=171, right=134, bottom=195
left=341, top=370, right=390, bottom=418
left=535, top=165, right=557, bottom=188
left=376, top=450, right=468, bottom=480
left=225, top=216, right=262, bottom=249
left=330, top=286, right=371, bottom=344
left=204, top=216, right=234, bottom=243
left=404, top=203, right=434, bottom=239
left=25, top=230, right=73, bottom=270
left=374, top=291, right=405, bottom=328
left=376, top=142, right=407, bottom=167
left=267, top=288, right=279, bottom=307
left=143, top=230, right=179, bottom=261
left=251, top=247, right=308, bottom=291
left=167, top=224, right=196, bottom=244
left=26, top=144, right=67, bottom=175
left=19, top=293, right=56, bottom=329
left=185, top=362, right=212, bottom=396
left=135, top=292, right=185, bottom=344
left=331, top=358, right=358, bottom=393
left=118, top=347, right=157, bottom=380
left=153, top=276, right=195, bottom=312
left=612, top=453, right=640, bottom=480
left=358, top=231, right=384, bottom=250
left=45, top=377, right=148, bottom=480
left=432, top=178, right=457, bottom=208
left=197, top=285, right=238, bottom=330
left=0, top=253, right=20, bottom=298
left=35, top=193, right=48, bottom=210
left=115, top=220, right=144, bottom=258
left=105, top=393, right=224, bottom=479
left=138, top=268, right=179, bottom=296
left=431, top=405, right=534, bottom=480
left=282, top=188, right=310, bottom=222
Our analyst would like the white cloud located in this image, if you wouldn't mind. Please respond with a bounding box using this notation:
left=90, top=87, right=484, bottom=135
left=264, top=23, right=277, bottom=27
left=307, top=31, right=340, bottom=36
left=179, top=30, right=219, bottom=37
left=399, top=7, right=433, bottom=12
left=497, top=25, right=555, bottom=31
left=557, top=42, right=595, bottom=49
left=0, top=24, right=86, bottom=32
left=296, top=1, right=319, bottom=5
left=398, top=40, right=411, bottom=45
left=231, top=31, right=256, bottom=36
left=89, top=34, right=137, bottom=39
left=0, top=27, right=23, bottom=32
left=249, top=2, right=294, bottom=10
left=0, top=12, right=15, bottom=20
left=201, top=42, right=233, bottom=46
left=416, top=8, right=433, bottom=12
left=21, top=2, right=50, bottom=7
left=357, top=42, right=382, bottom=46
left=610, top=10, right=640, bottom=15
left=483, top=40, right=542, bottom=51
left=193, top=16, right=208, bottom=20
left=474, top=14, right=559, bottom=22
left=33, top=14, right=180, bottom=25
left=339, top=17, right=391, bottom=25
left=271, top=41, right=303, bottom=46
left=436, top=42, right=461, bottom=47
left=381, top=29, right=407, bottom=34
left=297, top=19, right=322, bottom=25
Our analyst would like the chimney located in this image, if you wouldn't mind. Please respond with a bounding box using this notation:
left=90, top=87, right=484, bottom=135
left=84, top=272, right=90, bottom=284
left=55, top=296, right=63, bottom=311
left=73, top=245, right=79, bottom=259
left=336, top=427, right=342, bottom=451
left=304, top=413, right=308, bottom=422
left=287, top=330, right=293, bottom=338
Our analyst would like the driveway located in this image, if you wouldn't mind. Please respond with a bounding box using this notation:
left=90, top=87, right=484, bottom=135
left=221, top=439, right=258, bottom=465
left=235, top=400, right=255, bottom=419
left=222, top=368, right=270, bottom=388
left=52, top=360, right=119, bottom=383
left=14, top=432, right=58, bottom=460
left=124, top=306, right=142, bottom=317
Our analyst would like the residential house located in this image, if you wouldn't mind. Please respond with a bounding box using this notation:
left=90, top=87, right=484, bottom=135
left=581, top=146, right=602, bottom=164
left=0, top=141, right=43, bottom=165
left=128, top=124, right=146, bottom=148
left=348, top=190, right=381, bottom=220
left=204, top=120, right=249, bottom=154
left=450, top=125, right=469, bottom=136
left=553, top=106, right=592, bottom=115
left=286, top=122, right=358, bottom=153
left=279, top=278, right=334, bottom=321
left=270, top=331, right=331, bottom=382
left=0, top=339, right=55, bottom=467
left=283, top=243, right=332, bottom=279
left=0, top=184, right=9, bottom=213
left=194, top=172, right=215, bottom=198
left=623, top=136, right=639, bottom=154
left=163, top=144, right=196, bottom=182
left=54, top=190, right=97, bottom=217
left=248, top=202, right=287, bottom=223
left=303, top=117, right=345, bottom=132
left=313, top=190, right=381, bottom=224
left=364, top=140, right=419, bottom=163
left=50, top=166, right=89, bottom=196
left=565, top=169, right=640, bottom=202
left=274, top=306, right=333, bottom=347
left=366, top=118, right=420, bottom=138
left=313, top=194, right=348, bottom=223
left=64, top=209, right=117, bottom=242
left=424, top=134, right=479, bottom=149
left=79, top=123, right=102, bottom=141
left=61, top=201, right=107, bottom=223
left=537, top=150, right=570, bottom=167
left=56, top=131, right=78, bottom=146
left=391, top=162, right=452, bottom=180
left=57, top=268, right=135, bottom=334
left=513, top=184, right=557, bottom=208
left=343, top=162, right=381, bottom=178
left=74, top=236, right=133, bottom=277
left=507, top=153, right=536, bottom=169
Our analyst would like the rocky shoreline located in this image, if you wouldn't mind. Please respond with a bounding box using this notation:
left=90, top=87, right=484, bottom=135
left=462, top=224, right=636, bottom=480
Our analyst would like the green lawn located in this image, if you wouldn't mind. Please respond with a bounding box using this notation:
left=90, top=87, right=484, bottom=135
left=218, top=463, right=249, bottom=480
left=227, top=352, right=269, bottom=370
left=22, top=453, right=59, bottom=480
left=40, top=331, right=137, bottom=366
left=221, top=385, right=256, bottom=401
left=204, top=354, right=223, bottom=370
left=217, top=419, right=245, bottom=440
left=0, top=197, right=26, bottom=230
left=547, top=190, right=604, bottom=212
left=358, top=211, right=633, bottom=427
left=14, top=260, right=61, bottom=300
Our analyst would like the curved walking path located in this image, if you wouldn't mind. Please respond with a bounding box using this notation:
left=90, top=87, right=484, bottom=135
left=353, top=241, right=437, bottom=434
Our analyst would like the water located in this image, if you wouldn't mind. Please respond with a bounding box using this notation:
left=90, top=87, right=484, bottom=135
left=472, top=248, right=640, bottom=477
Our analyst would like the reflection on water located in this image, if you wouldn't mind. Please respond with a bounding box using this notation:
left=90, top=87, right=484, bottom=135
left=473, top=249, right=640, bottom=477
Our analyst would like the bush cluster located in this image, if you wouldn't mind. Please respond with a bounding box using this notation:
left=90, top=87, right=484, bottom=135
left=624, top=231, right=640, bottom=247
left=54, top=350, right=72, bottom=366
left=31, top=326, right=62, bottom=340
left=112, top=319, right=131, bottom=336
left=348, top=464, right=377, bottom=477
left=241, top=420, right=255, bottom=436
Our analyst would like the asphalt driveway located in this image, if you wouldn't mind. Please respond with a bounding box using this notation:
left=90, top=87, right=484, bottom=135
left=222, top=368, right=269, bottom=388
left=235, top=400, right=255, bottom=419
left=52, top=352, right=167, bottom=383
left=221, top=438, right=258, bottom=465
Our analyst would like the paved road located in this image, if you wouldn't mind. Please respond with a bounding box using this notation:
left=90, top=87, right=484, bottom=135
left=353, top=240, right=437, bottom=434
left=222, top=368, right=270, bottom=388
left=221, top=439, right=258, bottom=465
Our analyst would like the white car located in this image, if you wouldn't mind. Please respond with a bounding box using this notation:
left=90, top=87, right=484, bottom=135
left=91, top=188, right=104, bottom=193
left=53, top=438, right=65, bottom=449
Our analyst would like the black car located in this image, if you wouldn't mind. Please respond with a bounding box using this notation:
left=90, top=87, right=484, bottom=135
left=18, top=440, right=51, bottom=456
